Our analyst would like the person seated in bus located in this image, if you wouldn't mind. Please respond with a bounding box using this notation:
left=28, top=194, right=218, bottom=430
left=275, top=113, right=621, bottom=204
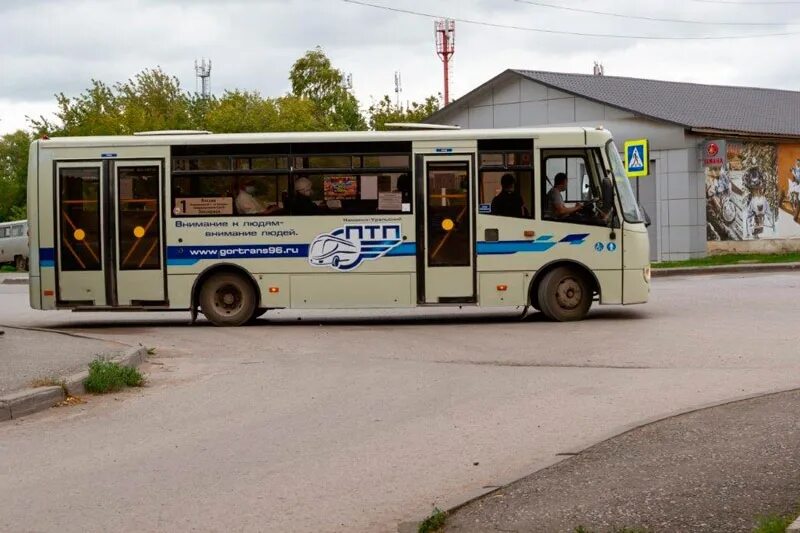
left=292, top=177, right=319, bottom=215
left=545, top=173, right=584, bottom=219
left=235, top=178, right=280, bottom=215
left=491, top=173, right=527, bottom=217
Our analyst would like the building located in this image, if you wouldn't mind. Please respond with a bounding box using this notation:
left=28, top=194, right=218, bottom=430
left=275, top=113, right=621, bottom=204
left=425, top=69, right=800, bottom=261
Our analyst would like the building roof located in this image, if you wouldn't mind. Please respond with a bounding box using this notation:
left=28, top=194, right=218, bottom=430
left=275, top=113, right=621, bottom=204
left=429, top=69, right=800, bottom=138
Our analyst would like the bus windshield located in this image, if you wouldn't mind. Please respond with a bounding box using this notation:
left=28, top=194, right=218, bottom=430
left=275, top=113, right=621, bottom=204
left=605, top=140, right=644, bottom=224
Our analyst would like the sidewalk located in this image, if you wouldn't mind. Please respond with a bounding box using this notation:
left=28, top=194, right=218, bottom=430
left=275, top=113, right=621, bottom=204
left=0, top=326, right=123, bottom=396
left=444, top=389, right=800, bottom=533
left=652, top=261, right=800, bottom=277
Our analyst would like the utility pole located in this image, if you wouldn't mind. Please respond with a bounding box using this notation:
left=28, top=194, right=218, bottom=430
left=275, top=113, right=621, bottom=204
left=394, top=71, right=402, bottom=108
left=434, top=19, right=455, bottom=105
left=195, top=59, right=212, bottom=97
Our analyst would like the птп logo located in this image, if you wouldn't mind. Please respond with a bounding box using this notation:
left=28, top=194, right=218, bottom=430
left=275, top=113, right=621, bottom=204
left=309, top=224, right=403, bottom=271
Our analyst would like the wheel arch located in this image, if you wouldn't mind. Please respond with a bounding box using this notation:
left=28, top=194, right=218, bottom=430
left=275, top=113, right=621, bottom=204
left=528, top=259, right=601, bottom=308
left=190, top=263, right=262, bottom=312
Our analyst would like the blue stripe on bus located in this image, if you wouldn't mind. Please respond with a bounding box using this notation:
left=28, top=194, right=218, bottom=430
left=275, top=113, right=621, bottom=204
left=40, top=247, right=54, bottom=267
left=477, top=233, right=589, bottom=255
left=166, top=242, right=417, bottom=266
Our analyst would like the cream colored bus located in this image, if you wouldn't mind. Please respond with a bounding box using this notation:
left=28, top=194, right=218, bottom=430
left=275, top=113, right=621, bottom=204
left=27, top=127, right=649, bottom=326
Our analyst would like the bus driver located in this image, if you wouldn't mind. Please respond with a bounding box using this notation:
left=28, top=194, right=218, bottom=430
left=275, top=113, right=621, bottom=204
left=546, top=173, right=583, bottom=219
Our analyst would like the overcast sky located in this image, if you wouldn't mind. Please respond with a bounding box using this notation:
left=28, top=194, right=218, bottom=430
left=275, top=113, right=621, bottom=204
left=3, top=0, right=800, bottom=134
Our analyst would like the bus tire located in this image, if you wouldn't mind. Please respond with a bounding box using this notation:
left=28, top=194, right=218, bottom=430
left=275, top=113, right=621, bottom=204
left=536, top=266, right=592, bottom=322
left=199, top=272, right=256, bottom=327
left=14, top=255, right=28, bottom=272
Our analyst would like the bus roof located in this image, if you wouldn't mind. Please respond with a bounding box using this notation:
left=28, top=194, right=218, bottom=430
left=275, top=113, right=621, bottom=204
left=35, top=127, right=612, bottom=149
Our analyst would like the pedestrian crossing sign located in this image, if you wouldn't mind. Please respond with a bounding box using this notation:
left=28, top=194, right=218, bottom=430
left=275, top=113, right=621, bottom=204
left=624, top=139, right=649, bottom=178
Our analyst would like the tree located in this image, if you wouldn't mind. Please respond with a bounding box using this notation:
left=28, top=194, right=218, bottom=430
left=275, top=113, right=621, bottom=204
left=30, top=68, right=191, bottom=136
left=0, top=130, right=32, bottom=222
left=368, top=94, right=442, bottom=131
left=289, top=47, right=365, bottom=131
left=204, top=90, right=279, bottom=133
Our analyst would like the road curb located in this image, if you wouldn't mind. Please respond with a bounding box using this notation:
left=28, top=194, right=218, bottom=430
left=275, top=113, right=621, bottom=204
left=788, top=515, right=800, bottom=531
left=400, top=386, right=800, bottom=532
left=0, top=345, right=148, bottom=422
left=652, top=261, right=800, bottom=278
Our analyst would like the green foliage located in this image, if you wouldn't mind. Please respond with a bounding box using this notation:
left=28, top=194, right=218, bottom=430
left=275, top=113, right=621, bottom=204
left=418, top=507, right=447, bottom=533
left=289, top=46, right=365, bottom=131
left=0, top=130, right=31, bottom=222
left=369, top=94, right=442, bottom=130
left=84, top=360, right=145, bottom=394
left=752, top=513, right=794, bottom=533
left=30, top=69, right=192, bottom=137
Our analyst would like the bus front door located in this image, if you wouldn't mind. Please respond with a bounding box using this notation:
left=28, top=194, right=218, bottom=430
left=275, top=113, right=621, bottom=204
left=419, top=156, right=476, bottom=304
left=55, top=160, right=165, bottom=307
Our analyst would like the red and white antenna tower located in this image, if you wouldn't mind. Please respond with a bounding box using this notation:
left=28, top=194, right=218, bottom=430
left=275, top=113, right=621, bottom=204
left=434, top=19, right=455, bottom=105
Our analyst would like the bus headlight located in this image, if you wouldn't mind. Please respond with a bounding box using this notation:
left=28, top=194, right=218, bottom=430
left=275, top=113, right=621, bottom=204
left=643, top=266, right=651, bottom=283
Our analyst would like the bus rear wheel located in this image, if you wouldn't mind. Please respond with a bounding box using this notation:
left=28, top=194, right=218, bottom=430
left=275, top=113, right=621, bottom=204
left=14, top=255, right=28, bottom=272
left=199, top=272, right=256, bottom=327
left=536, top=266, right=592, bottom=322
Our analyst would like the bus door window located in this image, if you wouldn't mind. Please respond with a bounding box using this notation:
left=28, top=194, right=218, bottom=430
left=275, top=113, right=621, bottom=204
left=59, top=167, right=102, bottom=271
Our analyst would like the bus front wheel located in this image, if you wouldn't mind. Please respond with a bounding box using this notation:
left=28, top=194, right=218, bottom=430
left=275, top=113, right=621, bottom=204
left=14, top=255, right=28, bottom=272
left=199, top=272, right=257, bottom=327
left=536, top=266, right=592, bottom=322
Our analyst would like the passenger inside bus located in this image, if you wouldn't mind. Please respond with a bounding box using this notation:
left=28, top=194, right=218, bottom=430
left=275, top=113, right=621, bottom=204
left=292, top=177, right=320, bottom=215
left=491, top=173, right=528, bottom=217
left=235, top=178, right=280, bottom=215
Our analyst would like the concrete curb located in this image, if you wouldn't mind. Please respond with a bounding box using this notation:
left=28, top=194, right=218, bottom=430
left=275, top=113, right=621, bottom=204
left=0, top=345, right=148, bottom=422
left=787, top=515, right=800, bottom=531
left=1, top=277, right=29, bottom=285
left=652, top=261, right=800, bottom=278
left=400, top=385, right=800, bottom=532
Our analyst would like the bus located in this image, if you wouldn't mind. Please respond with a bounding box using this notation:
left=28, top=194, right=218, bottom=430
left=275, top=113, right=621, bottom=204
left=0, top=219, right=29, bottom=271
left=26, top=127, right=650, bottom=326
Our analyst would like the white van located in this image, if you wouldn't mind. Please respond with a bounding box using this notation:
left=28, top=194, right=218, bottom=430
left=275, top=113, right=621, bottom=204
left=0, top=220, right=29, bottom=271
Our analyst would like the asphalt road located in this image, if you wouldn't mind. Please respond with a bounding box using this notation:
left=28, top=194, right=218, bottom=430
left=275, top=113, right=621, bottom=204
left=1, top=272, right=799, bottom=532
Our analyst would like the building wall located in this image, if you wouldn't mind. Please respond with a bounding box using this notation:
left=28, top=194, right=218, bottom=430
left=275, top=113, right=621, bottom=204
left=432, top=74, right=709, bottom=261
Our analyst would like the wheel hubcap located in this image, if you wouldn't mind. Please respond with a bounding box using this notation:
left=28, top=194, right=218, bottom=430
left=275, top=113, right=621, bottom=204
left=214, top=284, right=242, bottom=315
left=555, top=277, right=582, bottom=310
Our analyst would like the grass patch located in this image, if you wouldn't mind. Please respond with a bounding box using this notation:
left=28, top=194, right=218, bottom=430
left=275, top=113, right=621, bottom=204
left=753, top=513, right=795, bottom=533
left=418, top=507, right=447, bottom=533
left=0, top=264, right=16, bottom=272
left=653, top=252, right=800, bottom=269
left=84, top=360, right=144, bottom=394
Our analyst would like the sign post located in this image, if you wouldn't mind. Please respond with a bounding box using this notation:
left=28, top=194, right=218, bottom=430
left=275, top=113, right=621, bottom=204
left=624, top=139, right=649, bottom=178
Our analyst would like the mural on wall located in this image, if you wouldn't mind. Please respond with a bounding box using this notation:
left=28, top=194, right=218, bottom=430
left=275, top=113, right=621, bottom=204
left=705, top=140, right=800, bottom=241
